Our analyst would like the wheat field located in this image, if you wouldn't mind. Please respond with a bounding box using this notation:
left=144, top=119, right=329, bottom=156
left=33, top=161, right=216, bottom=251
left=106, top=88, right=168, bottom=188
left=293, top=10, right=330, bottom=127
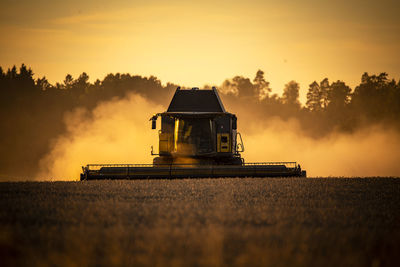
left=1, top=178, right=399, bottom=266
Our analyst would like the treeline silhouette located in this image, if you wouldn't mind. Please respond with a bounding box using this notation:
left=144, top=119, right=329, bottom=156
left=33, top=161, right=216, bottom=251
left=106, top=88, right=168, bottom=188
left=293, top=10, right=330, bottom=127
left=219, top=70, right=400, bottom=137
left=0, top=64, right=399, bottom=178
left=0, top=64, right=177, bottom=178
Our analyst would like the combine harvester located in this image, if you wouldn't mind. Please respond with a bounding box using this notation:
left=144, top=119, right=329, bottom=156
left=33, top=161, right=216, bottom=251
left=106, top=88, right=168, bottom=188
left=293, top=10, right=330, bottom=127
left=81, top=87, right=306, bottom=180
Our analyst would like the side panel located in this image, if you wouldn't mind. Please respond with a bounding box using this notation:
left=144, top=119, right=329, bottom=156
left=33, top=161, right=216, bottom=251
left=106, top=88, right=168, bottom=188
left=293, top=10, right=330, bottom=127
left=215, top=115, right=232, bottom=154
left=217, top=133, right=231, bottom=152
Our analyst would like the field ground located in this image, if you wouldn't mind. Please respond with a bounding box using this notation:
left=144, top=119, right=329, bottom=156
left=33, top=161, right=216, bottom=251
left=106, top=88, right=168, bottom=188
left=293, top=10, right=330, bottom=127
left=1, top=178, right=399, bottom=267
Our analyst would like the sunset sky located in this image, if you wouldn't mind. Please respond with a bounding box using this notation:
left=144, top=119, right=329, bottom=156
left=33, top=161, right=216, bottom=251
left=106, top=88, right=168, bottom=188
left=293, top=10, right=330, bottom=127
left=1, top=0, right=399, bottom=100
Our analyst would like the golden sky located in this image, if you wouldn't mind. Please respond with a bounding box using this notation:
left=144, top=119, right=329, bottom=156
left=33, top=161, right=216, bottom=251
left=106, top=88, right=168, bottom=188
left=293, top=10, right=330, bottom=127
left=1, top=0, right=399, bottom=99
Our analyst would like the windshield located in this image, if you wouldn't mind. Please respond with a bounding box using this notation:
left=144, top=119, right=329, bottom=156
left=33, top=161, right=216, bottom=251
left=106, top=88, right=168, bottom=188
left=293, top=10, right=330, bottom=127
left=173, top=118, right=213, bottom=155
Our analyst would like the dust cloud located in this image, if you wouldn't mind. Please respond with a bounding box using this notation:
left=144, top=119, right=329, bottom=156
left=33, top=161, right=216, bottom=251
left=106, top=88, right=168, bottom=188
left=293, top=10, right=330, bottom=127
left=38, top=94, right=400, bottom=180
left=37, top=94, right=162, bottom=180
left=242, top=118, right=400, bottom=177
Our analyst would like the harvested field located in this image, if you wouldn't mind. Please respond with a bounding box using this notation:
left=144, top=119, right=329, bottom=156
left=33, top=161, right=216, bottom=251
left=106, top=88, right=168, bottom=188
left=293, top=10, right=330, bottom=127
left=1, top=178, right=399, bottom=266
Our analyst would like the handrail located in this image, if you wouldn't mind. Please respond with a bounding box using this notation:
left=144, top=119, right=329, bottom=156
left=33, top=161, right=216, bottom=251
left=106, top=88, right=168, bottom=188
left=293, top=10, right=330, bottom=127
left=236, top=132, right=245, bottom=152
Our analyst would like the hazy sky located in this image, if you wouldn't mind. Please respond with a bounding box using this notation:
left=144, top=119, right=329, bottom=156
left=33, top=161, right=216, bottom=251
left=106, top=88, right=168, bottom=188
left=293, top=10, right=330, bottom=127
left=1, top=0, right=399, bottom=99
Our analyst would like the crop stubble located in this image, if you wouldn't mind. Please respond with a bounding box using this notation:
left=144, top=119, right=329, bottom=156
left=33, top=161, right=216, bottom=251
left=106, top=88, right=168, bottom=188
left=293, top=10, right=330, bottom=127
left=0, top=178, right=399, bottom=266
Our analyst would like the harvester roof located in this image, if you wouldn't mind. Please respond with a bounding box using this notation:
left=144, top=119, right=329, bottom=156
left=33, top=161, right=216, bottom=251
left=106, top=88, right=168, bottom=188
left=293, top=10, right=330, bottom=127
left=167, top=87, right=226, bottom=113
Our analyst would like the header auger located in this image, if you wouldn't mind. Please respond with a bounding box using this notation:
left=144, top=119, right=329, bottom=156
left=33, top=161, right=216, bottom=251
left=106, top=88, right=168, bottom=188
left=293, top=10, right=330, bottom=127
left=81, top=87, right=306, bottom=180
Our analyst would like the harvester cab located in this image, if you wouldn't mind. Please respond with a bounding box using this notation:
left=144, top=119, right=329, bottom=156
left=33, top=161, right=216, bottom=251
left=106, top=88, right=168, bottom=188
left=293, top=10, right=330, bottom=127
left=80, top=87, right=306, bottom=180
left=149, top=87, right=244, bottom=165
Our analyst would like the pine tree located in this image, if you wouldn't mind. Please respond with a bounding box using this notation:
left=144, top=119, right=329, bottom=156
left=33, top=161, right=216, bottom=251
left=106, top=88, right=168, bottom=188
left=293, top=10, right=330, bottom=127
left=306, top=81, right=322, bottom=111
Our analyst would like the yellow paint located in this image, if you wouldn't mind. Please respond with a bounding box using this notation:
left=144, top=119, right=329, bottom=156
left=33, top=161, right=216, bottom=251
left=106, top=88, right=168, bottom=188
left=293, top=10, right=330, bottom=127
left=174, top=119, right=179, bottom=152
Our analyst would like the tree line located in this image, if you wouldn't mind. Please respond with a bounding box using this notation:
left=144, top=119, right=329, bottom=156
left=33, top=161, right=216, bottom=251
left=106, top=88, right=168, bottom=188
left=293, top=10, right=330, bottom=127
left=0, top=64, right=399, bottom=177
left=219, top=70, right=400, bottom=136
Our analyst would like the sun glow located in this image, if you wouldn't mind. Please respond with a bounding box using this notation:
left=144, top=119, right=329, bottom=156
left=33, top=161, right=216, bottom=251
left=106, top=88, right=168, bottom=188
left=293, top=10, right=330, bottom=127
left=1, top=0, right=399, bottom=96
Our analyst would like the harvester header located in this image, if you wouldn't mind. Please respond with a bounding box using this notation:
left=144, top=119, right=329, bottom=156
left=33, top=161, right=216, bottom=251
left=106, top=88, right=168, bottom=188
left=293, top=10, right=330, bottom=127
left=81, top=87, right=306, bottom=180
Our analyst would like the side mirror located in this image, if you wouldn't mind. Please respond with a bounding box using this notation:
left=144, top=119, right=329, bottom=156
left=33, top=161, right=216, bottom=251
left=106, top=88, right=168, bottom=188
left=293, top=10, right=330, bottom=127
left=150, top=115, right=158, bottom=129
